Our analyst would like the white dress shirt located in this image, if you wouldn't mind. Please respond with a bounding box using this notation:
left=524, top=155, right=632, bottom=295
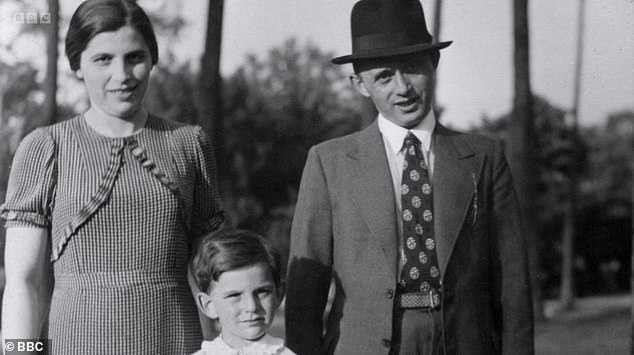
left=377, top=111, right=436, bottom=271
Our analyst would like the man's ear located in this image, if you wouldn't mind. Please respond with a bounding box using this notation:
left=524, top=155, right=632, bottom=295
left=349, top=74, right=371, bottom=98
left=195, top=291, right=218, bottom=319
left=75, top=69, right=84, bottom=80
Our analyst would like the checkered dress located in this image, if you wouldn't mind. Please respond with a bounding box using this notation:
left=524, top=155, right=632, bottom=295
left=1, top=115, right=223, bottom=354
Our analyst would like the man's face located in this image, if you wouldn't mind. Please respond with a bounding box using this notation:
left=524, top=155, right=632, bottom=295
left=351, top=53, right=436, bottom=129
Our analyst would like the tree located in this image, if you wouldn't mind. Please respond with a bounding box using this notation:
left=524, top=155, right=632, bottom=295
left=431, top=0, right=443, bottom=117
left=221, top=38, right=363, bottom=241
left=560, top=0, right=586, bottom=311
left=196, top=0, right=225, bottom=170
left=42, top=0, right=59, bottom=125
left=509, top=0, right=542, bottom=319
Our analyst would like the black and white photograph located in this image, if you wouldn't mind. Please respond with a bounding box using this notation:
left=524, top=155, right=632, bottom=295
left=0, top=0, right=632, bottom=354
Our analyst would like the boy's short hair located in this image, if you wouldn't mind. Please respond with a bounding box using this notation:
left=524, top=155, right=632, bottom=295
left=192, top=228, right=282, bottom=294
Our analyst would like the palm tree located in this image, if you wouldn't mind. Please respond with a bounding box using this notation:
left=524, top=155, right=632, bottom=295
left=195, top=0, right=225, bottom=339
left=509, top=0, right=543, bottom=319
left=197, top=0, right=225, bottom=167
left=43, top=0, right=59, bottom=125
left=560, top=0, right=586, bottom=312
left=431, top=0, right=443, bottom=119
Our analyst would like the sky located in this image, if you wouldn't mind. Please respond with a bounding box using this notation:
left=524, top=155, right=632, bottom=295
left=206, top=0, right=634, bottom=129
left=2, top=0, right=633, bottom=129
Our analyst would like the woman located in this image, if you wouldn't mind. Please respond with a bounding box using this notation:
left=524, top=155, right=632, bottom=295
left=1, top=0, right=223, bottom=353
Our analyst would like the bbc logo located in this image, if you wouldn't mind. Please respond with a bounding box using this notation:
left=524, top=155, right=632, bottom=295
left=13, top=11, right=51, bottom=24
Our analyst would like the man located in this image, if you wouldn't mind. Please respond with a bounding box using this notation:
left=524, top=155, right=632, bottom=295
left=285, top=0, right=534, bottom=354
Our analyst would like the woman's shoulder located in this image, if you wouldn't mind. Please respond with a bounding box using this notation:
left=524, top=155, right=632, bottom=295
left=24, top=115, right=84, bottom=143
left=148, top=114, right=203, bottom=135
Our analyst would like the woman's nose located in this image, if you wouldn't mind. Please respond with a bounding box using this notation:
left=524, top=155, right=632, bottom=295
left=111, top=58, right=132, bottom=81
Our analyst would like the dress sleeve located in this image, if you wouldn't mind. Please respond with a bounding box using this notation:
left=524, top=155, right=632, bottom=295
left=190, top=126, right=223, bottom=236
left=1, top=128, right=57, bottom=229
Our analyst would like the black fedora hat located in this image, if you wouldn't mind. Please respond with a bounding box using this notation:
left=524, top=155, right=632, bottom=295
left=331, top=0, right=452, bottom=65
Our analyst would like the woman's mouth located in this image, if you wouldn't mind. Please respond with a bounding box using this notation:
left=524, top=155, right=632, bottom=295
left=108, top=86, right=136, bottom=98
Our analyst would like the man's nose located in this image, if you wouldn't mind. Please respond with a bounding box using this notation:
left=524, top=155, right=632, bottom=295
left=393, top=70, right=410, bottom=94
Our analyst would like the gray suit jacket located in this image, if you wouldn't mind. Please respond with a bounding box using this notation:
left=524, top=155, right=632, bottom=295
left=286, top=121, right=533, bottom=355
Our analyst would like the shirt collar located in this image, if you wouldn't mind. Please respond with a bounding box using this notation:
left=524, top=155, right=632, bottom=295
left=377, top=110, right=436, bottom=155
left=200, top=335, right=286, bottom=355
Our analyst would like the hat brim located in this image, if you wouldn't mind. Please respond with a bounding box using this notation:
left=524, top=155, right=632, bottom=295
left=331, top=41, right=452, bottom=65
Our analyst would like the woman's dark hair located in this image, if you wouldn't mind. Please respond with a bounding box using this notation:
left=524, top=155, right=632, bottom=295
left=192, top=229, right=283, bottom=294
left=65, top=0, right=158, bottom=71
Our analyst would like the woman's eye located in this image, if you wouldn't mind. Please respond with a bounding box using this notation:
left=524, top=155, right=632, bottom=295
left=128, top=53, right=147, bottom=64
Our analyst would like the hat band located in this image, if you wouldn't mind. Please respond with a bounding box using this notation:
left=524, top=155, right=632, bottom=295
left=354, top=31, right=429, bottom=52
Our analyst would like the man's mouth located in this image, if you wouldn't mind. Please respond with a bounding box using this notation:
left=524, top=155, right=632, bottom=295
left=395, top=97, right=419, bottom=108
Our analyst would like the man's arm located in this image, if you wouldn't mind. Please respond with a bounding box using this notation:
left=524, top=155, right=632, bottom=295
left=286, top=147, right=334, bottom=355
left=491, top=141, right=535, bottom=355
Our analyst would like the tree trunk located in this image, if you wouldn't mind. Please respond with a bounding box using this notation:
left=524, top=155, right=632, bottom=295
left=560, top=0, right=585, bottom=312
left=431, top=0, right=443, bottom=120
left=197, top=0, right=225, bottom=174
left=509, top=0, right=543, bottom=320
left=196, top=0, right=225, bottom=340
left=43, top=0, right=59, bottom=125
left=630, top=158, right=634, bottom=354
left=0, top=94, right=7, bottom=267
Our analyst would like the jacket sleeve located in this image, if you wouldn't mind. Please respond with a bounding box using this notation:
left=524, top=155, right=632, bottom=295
left=285, top=146, right=334, bottom=355
left=490, top=141, right=535, bottom=355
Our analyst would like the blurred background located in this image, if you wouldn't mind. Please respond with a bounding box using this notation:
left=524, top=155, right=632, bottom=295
left=0, top=0, right=632, bottom=353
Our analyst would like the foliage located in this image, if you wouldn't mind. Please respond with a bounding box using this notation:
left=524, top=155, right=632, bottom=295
left=145, top=58, right=199, bottom=125
left=221, top=39, right=364, bottom=229
left=474, top=98, right=633, bottom=297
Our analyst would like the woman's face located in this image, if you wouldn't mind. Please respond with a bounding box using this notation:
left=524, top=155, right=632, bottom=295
left=76, top=25, right=153, bottom=120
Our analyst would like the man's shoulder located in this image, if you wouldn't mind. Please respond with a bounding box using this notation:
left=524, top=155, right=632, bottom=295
left=437, top=125, right=503, bottom=154
left=311, top=129, right=365, bottom=156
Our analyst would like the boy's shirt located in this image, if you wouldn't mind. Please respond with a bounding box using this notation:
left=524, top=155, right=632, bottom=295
left=192, top=334, right=296, bottom=355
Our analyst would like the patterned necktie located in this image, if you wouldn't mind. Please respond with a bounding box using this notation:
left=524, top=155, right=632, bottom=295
left=399, top=132, right=441, bottom=294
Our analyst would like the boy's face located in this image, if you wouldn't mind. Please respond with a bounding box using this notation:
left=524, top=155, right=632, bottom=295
left=196, top=262, right=282, bottom=349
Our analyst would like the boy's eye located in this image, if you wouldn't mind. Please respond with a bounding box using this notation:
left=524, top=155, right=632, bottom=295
left=94, top=56, right=111, bottom=64
left=225, top=293, right=241, bottom=299
left=256, top=288, right=273, bottom=297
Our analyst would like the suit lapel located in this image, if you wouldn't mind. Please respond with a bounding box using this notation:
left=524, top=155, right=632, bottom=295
left=433, top=125, right=484, bottom=276
left=346, top=122, right=399, bottom=277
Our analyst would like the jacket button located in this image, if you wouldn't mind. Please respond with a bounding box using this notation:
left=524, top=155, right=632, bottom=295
left=386, top=289, right=394, bottom=299
left=382, top=338, right=391, bottom=347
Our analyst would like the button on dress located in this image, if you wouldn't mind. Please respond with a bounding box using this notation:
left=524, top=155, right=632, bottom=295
left=1, top=115, right=223, bottom=354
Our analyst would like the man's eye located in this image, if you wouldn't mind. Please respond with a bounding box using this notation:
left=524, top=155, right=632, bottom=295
left=376, top=73, right=392, bottom=83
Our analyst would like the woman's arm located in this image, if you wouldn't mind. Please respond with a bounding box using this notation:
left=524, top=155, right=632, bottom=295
left=2, top=227, right=53, bottom=339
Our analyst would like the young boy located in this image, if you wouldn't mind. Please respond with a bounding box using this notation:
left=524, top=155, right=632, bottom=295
left=191, top=229, right=295, bottom=354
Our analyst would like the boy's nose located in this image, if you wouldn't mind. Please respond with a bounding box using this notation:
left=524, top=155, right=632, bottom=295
left=242, top=295, right=262, bottom=313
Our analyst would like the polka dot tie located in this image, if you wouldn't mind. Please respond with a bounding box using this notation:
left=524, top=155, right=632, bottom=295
left=399, top=132, right=441, bottom=293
